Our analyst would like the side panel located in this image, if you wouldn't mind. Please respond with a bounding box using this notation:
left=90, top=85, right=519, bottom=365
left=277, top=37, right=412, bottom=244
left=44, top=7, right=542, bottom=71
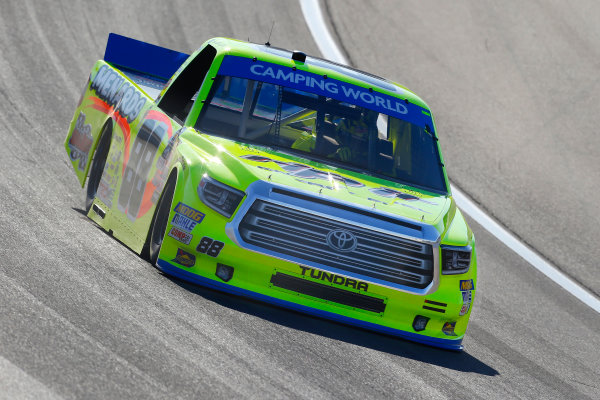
left=64, top=61, right=149, bottom=186
left=65, top=60, right=182, bottom=252
left=88, top=105, right=182, bottom=253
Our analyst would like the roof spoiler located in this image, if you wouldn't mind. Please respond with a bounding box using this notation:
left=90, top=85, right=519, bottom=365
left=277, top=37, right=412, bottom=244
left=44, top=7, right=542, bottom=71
left=103, top=33, right=190, bottom=82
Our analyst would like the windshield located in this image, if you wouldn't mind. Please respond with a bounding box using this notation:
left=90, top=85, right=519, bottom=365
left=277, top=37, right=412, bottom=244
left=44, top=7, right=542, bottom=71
left=195, top=66, right=447, bottom=193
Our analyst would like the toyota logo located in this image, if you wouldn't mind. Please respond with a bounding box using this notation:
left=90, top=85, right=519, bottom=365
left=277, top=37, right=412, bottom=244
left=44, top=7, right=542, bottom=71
left=326, top=229, right=358, bottom=252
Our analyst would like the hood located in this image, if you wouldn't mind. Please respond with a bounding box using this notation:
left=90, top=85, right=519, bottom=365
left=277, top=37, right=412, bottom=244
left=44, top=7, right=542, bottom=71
left=195, top=136, right=452, bottom=227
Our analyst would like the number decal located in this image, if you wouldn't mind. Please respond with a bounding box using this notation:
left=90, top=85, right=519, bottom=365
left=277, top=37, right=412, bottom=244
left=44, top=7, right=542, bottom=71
left=117, top=119, right=167, bottom=220
left=206, top=241, right=224, bottom=257
left=197, top=237, right=214, bottom=253
left=196, top=236, right=224, bottom=257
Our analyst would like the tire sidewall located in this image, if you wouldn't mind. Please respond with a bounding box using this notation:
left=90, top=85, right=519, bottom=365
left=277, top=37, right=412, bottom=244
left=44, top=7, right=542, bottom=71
left=149, top=175, right=176, bottom=266
left=85, top=123, right=112, bottom=212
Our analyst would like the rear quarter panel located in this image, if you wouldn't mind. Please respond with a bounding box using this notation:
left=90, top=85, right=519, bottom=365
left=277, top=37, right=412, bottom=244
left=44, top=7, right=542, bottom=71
left=65, top=61, right=149, bottom=186
left=65, top=60, right=182, bottom=252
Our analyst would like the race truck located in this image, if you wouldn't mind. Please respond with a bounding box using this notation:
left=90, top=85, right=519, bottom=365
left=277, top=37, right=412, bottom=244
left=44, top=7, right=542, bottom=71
left=65, top=33, right=476, bottom=350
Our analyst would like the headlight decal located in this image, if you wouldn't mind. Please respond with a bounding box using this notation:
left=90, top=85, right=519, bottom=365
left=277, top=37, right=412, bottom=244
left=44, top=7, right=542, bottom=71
left=197, top=175, right=245, bottom=218
left=440, top=245, right=471, bottom=275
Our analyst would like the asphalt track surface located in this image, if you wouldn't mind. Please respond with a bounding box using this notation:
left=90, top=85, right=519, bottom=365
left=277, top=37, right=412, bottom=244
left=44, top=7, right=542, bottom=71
left=0, top=0, right=598, bottom=399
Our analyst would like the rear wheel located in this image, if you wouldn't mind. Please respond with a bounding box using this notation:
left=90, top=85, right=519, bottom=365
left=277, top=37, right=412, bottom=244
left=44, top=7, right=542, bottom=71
left=148, top=174, right=176, bottom=266
left=85, top=123, right=112, bottom=212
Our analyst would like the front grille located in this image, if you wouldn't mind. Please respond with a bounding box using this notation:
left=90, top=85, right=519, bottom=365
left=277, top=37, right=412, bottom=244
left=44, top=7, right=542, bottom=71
left=239, top=200, right=434, bottom=289
left=270, top=272, right=386, bottom=313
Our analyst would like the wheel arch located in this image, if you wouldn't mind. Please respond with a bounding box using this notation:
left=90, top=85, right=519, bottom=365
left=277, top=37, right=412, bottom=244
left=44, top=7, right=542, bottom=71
left=82, top=117, right=114, bottom=188
left=141, top=165, right=182, bottom=260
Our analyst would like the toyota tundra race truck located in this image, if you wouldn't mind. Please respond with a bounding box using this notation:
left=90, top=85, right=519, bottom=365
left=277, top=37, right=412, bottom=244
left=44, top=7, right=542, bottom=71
left=65, top=33, right=476, bottom=350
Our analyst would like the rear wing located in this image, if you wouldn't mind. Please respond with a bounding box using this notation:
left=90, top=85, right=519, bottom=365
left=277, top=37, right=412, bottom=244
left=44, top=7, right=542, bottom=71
left=103, top=33, right=190, bottom=98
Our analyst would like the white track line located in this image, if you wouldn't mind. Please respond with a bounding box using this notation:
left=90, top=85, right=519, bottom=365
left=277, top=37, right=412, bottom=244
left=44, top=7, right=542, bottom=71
left=300, top=0, right=600, bottom=313
left=300, top=0, right=348, bottom=65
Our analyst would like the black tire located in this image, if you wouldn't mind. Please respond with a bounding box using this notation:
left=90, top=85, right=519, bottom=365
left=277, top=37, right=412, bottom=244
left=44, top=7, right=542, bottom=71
left=147, top=174, right=177, bottom=266
left=85, top=123, right=112, bottom=212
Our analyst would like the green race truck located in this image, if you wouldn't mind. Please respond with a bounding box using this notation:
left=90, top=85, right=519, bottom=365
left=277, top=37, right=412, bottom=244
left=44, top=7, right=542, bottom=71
left=65, top=33, right=476, bottom=350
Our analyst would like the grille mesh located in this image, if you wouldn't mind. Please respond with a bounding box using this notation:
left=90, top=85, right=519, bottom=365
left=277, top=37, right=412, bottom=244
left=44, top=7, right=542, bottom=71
left=239, top=200, right=434, bottom=289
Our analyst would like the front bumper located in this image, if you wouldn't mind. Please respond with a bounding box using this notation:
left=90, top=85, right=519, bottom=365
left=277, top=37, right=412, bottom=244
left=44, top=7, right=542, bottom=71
left=157, top=258, right=465, bottom=350
left=158, top=180, right=475, bottom=351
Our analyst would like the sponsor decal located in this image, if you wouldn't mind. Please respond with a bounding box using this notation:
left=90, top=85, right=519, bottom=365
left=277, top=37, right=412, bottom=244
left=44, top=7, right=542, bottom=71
left=218, top=56, right=436, bottom=128
left=168, top=227, right=192, bottom=245
left=326, top=229, right=358, bottom=252
left=460, top=289, right=473, bottom=316
left=459, top=279, right=474, bottom=291
left=241, top=154, right=365, bottom=187
left=442, top=322, right=457, bottom=336
left=196, top=237, right=225, bottom=257
left=174, top=202, right=205, bottom=222
left=462, top=290, right=472, bottom=303
left=459, top=303, right=470, bottom=316
left=370, top=187, right=419, bottom=201
left=90, top=64, right=147, bottom=123
left=172, top=248, right=195, bottom=267
left=171, top=202, right=205, bottom=232
left=68, top=112, right=93, bottom=171
left=241, top=155, right=438, bottom=214
left=172, top=214, right=197, bottom=232
left=239, top=145, right=261, bottom=154
left=299, top=266, right=368, bottom=291
left=369, top=187, right=438, bottom=207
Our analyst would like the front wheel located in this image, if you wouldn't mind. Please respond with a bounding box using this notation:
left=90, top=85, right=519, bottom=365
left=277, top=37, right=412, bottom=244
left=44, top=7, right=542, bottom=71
left=148, top=175, right=176, bottom=265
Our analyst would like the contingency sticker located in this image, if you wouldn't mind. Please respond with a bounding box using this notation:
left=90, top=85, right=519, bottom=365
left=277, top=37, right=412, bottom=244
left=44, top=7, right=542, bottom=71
left=171, top=202, right=205, bottom=232
left=168, top=227, right=192, bottom=245
left=459, top=280, right=474, bottom=316
left=172, top=248, right=195, bottom=267
left=459, top=279, right=474, bottom=291
left=442, top=322, right=457, bottom=336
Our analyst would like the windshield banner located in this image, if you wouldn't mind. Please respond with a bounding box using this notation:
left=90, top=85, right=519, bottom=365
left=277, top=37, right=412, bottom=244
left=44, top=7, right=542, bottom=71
left=217, top=55, right=434, bottom=129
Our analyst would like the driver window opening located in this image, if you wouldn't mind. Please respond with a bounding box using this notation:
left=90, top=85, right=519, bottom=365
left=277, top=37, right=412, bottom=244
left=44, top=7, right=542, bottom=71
left=158, top=45, right=216, bottom=123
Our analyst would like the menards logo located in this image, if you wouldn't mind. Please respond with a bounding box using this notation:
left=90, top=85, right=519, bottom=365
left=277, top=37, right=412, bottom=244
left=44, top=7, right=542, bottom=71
left=299, top=266, right=369, bottom=291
